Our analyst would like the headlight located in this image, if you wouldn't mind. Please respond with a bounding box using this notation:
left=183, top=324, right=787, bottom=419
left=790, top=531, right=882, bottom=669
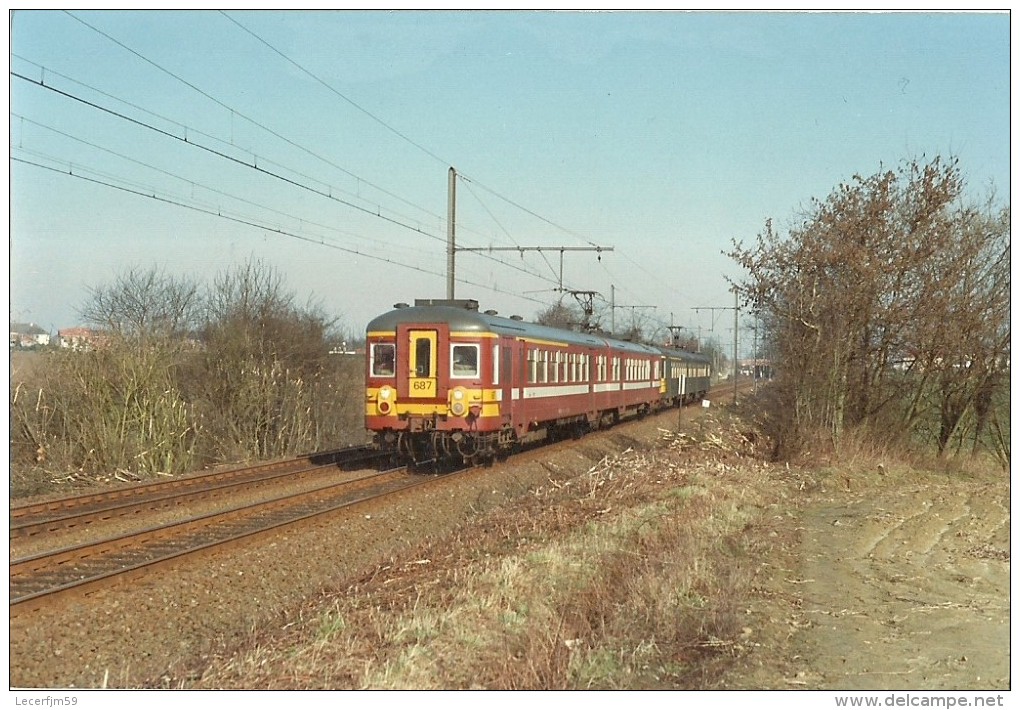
left=450, top=387, right=467, bottom=416
left=377, top=386, right=394, bottom=415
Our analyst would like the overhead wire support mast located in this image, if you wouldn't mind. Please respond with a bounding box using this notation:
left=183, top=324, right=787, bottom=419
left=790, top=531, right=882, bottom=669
left=447, top=164, right=613, bottom=298
left=452, top=246, right=615, bottom=294
left=692, top=288, right=740, bottom=405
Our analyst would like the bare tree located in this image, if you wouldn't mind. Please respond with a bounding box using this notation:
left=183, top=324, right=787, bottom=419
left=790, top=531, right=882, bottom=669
left=80, top=266, right=201, bottom=338
left=190, top=258, right=346, bottom=462
left=534, top=298, right=586, bottom=331
left=22, top=266, right=203, bottom=476
left=730, top=156, right=1009, bottom=460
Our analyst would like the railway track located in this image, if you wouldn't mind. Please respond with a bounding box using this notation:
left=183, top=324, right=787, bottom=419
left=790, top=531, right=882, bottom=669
left=4, top=446, right=418, bottom=620
left=10, top=379, right=758, bottom=618
left=9, top=457, right=456, bottom=617
left=10, top=445, right=385, bottom=540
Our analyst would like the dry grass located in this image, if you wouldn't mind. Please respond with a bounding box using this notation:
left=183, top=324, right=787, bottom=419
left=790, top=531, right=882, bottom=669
left=787, top=420, right=1003, bottom=495
left=194, top=411, right=790, bottom=690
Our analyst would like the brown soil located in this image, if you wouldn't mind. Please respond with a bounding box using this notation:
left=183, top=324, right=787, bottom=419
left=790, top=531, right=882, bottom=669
left=726, top=465, right=1010, bottom=690
left=9, top=408, right=1010, bottom=690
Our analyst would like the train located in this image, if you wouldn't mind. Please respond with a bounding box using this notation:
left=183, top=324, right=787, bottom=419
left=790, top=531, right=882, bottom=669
left=364, top=298, right=712, bottom=466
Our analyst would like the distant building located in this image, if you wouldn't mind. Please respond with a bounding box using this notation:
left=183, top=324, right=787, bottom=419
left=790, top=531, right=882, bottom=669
left=739, top=358, right=773, bottom=380
left=9, top=322, right=51, bottom=348
left=56, top=326, right=109, bottom=351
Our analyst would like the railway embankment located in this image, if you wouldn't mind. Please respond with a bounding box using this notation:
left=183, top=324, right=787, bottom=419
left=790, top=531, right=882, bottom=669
left=10, top=401, right=1008, bottom=690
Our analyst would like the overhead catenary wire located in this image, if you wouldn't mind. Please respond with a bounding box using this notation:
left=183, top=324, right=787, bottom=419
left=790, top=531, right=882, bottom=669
left=11, top=53, right=445, bottom=237
left=12, top=69, right=438, bottom=238
left=17, top=13, right=703, bottom=322
left=13, top=52, right=565, bottom=290
left=217, top=11, right=597, bottom=254
left=10, top=128, right=410, bottom=255
left=12, top=70, right=563, bottom=288
left=213, top=12, right=594, bottom=290
left=214, top=12, right=609, bottom=264
left=57, top=13, right=569, bottom=285
left=63, top=11, right=445, bottom=226
left=456, top=178, right=561, bottom=284
left=14, top=155, right=553, bottom=308
left=218, top=10, right=450, bottom=171
left=11, top=112, right=556, bottom=272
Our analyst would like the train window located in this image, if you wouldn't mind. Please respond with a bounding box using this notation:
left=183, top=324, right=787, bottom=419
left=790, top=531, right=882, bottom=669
left=451, top=344, right=479, bottom=378
left=551, top=352, right=559, bottom=383
left=415, top=338, right=432, bottom=377
left=538, top=350, right=548, bottom=384
left=492, top=344, right=499, bottom=385
left=528, top=349, right=537, bottom=384
left=371, top=343, right=395, bottom=377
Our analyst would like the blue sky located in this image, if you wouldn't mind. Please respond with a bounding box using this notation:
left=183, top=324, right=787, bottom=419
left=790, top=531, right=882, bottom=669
left=8, top=10, right=1011, bottom=348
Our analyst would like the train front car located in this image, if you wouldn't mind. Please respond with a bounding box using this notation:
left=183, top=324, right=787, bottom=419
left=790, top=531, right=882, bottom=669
left=365, top=299, right=504, bottom=466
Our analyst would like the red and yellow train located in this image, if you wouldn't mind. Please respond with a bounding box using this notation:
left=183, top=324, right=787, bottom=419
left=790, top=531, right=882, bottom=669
left=365, top=298, right=711, bottom=465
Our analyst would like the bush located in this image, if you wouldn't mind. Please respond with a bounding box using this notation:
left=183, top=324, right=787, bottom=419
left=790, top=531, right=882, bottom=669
left=10, top=261, right=365, bottom=491
left=11, top=337, right=196, bottom=480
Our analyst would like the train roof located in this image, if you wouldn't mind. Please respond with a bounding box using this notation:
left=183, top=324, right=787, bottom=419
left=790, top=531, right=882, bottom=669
left=366, top=299, right=661, bottom=355
left=367, top=299, right=712, bottom=365
left=656, top=345, right=713, bottom=365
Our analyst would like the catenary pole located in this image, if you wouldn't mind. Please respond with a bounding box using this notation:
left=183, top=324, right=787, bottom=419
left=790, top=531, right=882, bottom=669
left=447, top=166, right=456, bottom=299
left=733, top=288, right=739, bottom=405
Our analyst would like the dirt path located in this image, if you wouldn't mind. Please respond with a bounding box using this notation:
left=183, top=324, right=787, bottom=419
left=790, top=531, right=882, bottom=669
left=730, top=469, right=1010, bottom=690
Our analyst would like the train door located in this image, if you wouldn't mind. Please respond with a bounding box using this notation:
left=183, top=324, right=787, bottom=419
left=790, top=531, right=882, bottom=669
left=397, top=325, right=441, bottom=399
left=499, top=338, right=514, bottom=424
